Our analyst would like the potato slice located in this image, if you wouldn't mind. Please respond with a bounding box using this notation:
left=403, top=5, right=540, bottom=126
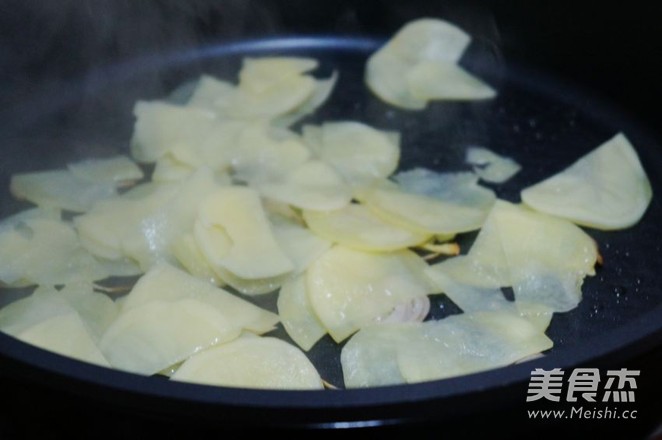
left=362, top=170, right=496, bottom=235
left=239, top=57, right=318, bottom=92
left=67, top=155, right=144, bottom=184
left=0, top=218, right=109, bottom=286
left=275, top=71, right=339, bottom=127
left=171, top=233, right=223, bottom=286
left=396, top=311, right=553, bottom=383
left=406, top=61, right=496, bottom=102
left=120, top=263, right=279, bottom=335
left=195, top=187, right=294, bottom=280
left=171, top=335, right=323, bottom=390
left=0, top=285, right=114, bottom=367
left=10, top=169, right=117, bottom=213
left=304, top=121, right=400, bottom=186
left=306, top=246, right=434, bottom=342
left=465, top=146, right=521, bottom=184
left=303, top=204, right=430, bottom=251
left=100, top=298, right=242, bottom=375
left=277, top=275, right=327, bottom=351
left=130, top=101, right=218, bottom=163
left=186, top=75, right=236, bottom=111
left=365, top=18, right=495, bottom=109
left=255, top=160, right=352, bottom=211
left=270, top=214, right=332, bottom=274
left=521, top=133, right=653, bottom=230
left=341, top=310, right=553, bottom=387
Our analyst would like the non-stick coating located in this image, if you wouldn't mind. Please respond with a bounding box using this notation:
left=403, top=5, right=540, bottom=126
left=1, top=37, right=661, bottom=428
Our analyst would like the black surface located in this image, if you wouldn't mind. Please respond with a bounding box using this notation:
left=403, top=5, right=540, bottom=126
left=1, top=0, right=662, bottom=436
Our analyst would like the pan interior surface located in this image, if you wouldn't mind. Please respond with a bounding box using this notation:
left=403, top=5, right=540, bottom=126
left=1, top=36, right=661, bottom=424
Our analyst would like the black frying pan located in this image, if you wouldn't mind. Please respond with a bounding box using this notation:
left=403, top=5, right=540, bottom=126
left=0, top=1, right=661, bottom=437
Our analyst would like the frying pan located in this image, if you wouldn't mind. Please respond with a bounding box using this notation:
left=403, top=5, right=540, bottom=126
left=0, top=1, right=661, bottom=436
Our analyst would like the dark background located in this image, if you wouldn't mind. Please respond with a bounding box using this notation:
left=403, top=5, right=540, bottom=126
left=0, top=1, right=660, bottom=438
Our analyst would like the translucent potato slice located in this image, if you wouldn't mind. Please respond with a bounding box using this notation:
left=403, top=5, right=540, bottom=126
left=186, top=74, right=236, bottom=111
left=230, top=123, right=311, bottom=184
left=171, top=335, right=323, bottom=390
left=171, top=233, right=223, bottom=286
left=17, top=313, right=111, bottom=367
left=239, top=57, right=318, bottom=92
left=0, top=286, right=114, bottom=367
left=365, top=18, right=495, bottom=109
left=492, top=201, right=598, bottom=312
left=67, top=155, right=144, bottom=184
left=381, top=18, right=471, bottom=65
left=255, top=160, right=352, bottom=211
left=306, top=246, right=434, bottom=342
left=363, top=170, right=496, bottom=235
left=10, top=169, right=117, bottom=213
left=406, top=61, right=496, bottom=102
left=0, top=218, right=109, bottom=286
left=270, top=214, right=332, bottom=274
left=195, top=187, right=294, bottom=279
left=231, top=75, right=316, bottom=120
left=130, top=100, right=218, bottom=163
left=341, top=310, right=553, bottom=387
left=521, top=133, right=653, bottom=230
left=152, top=152, right=195, bottom=182
left=277, top=275, right=327, bottom=351
left=395, top=311, right=554, bottom=384
left=100, top=299, right=242, bottom=375
left=465, top=146, right=521, bottom=184
left=275, top=71, right=339, bottom=127
left=303, top=121, right=400, bottom=186
left=303, top=203, right=431, bottom=251
left=121, top=263, right=279, bottom=335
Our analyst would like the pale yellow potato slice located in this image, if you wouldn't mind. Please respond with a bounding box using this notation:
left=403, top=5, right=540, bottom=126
left=0, top=218, right=109, bottom=286
left=231, top=75, right=316, bottom=120
left=521, top=133, right=653, bottom=230
left=239, top=57, right=318, bottom=92
left=365, top=18, right=495, bottom=109
left=341, top=310, right=552, bottom=387
left=100, top=298, right=242, bottom=375
left=275, top=71, right=339, bottom=127
left=255, top=160, right=352, bottom=211
left=130, top=100, right=218, bottom=163
left=76, top=168, right=222, bottom=270
left=186, top=74, right=236, bottom=111
left=277, top=275, right=327, bottom=351
left=67, top=155, right=144, bottom=184
left=10, top=169, right=117, bottom=213
left=171, top=335, right=323, bottom=390
left=152, top=152, right=195, bottom=182
left=492, top=201, right=598, bottom=312
left=18, top=313, right=111, bottom=367
left=396, top=311, right=553, bottom=384
left=0, top=285, right=115, bottom=367
left=230, top=123, right=311, bottom=184
left=120, top=263, right=279, bottom=335
left=406, top=61, right=496, bottom=102
left=303, top=204, right=430, bottom=251
left=270, top=214, right=332, bottom=274
left=363, top=175, right=495, bottom=235
left=304, top=121, right=400, bottom=186
left=465, top=146, right=521, bottom=184
left=381, top=18, right=471, bottom=65
left=195, top=187, right=294, bottom=279
left=171, top=233, right=223, bottom=286
left=306, top=246, right=434, bottom=342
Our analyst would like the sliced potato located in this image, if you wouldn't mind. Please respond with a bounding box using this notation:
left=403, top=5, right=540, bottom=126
left=186, top=74, right=236, bottom=111
left=365, top=18, right=495, bottom=109
left=239, top=57, right=318, bottom=92
left=465, top=146, right=521, bottom=184
left=171, top=335, right=323, bottom=390
left=195, top=187, right=294, bottom=280
left=130, top=100, right=218, bottom=163
left=67, top=155, right=144, bottom=184
left=303, top=203, right=431, bottom=251
left=304, top=121, right=400, bottom=186
left=100, top=298, right=242, bottom=375
left=277, top=275, right=327, bottom=351
left=306, top=246, right=433, bottom=342
left=342, top=310, right=552, bottom=387
left=255, top=160, right=352, bottom=211
left=270, top=214, right=332, bottom=274
left=521, top=133, right=653, bottom=230
left=120, top=263, right=279, bottom=335
left=10, top=169, right=117, bottom=213
left=275, top=71, right=339, bottom=127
